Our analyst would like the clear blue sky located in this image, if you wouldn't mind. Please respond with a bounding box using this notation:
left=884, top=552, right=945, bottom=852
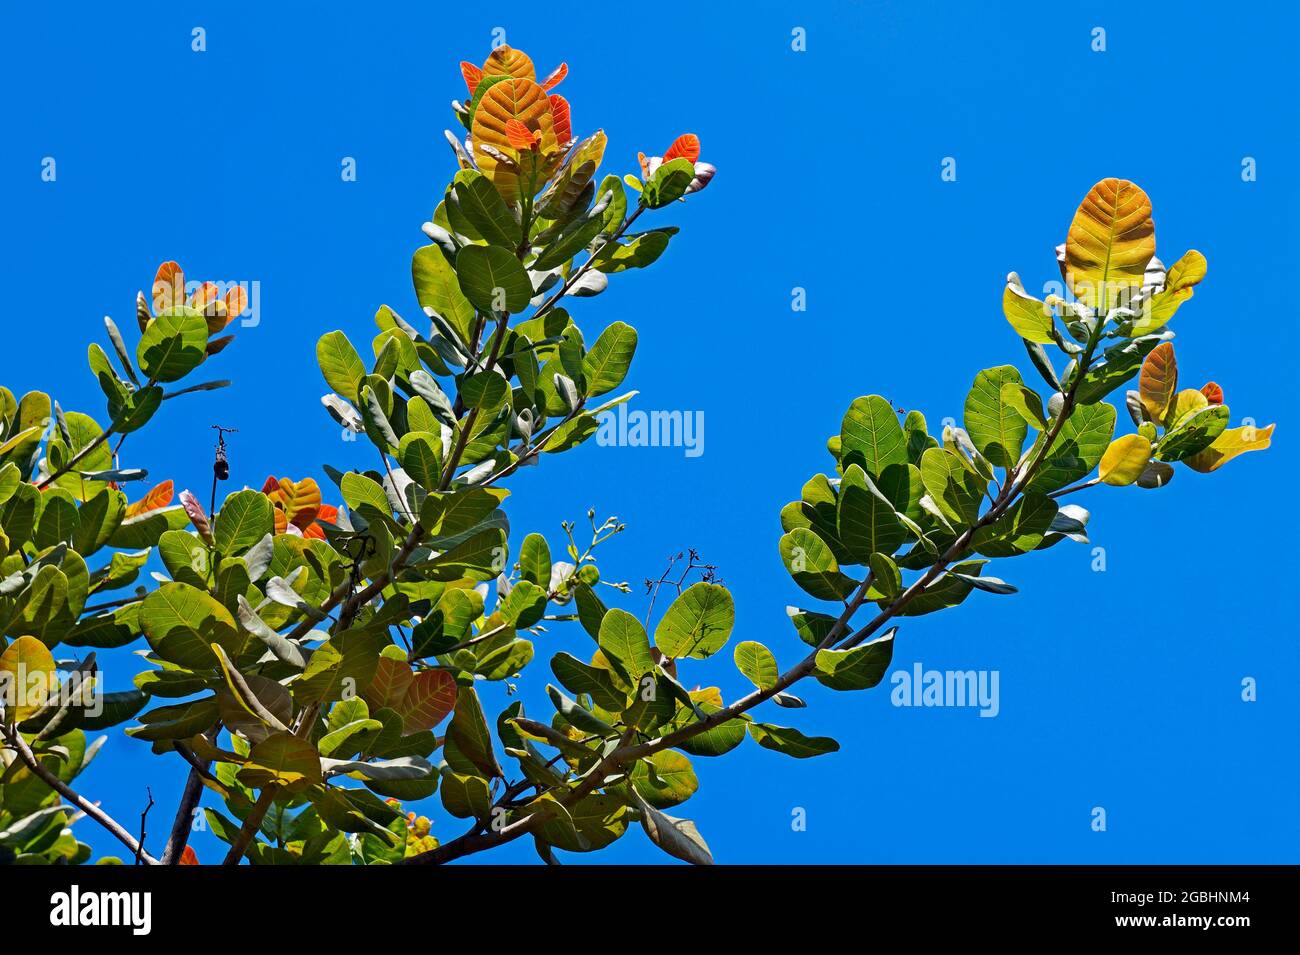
left=2, top=1, right=1294, bottom=863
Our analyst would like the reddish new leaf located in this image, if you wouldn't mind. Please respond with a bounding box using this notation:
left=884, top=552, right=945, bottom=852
left=399, top=669, right=458, bottom=734
left=540, top=62, right=568, bottom=91
left=460, top=60, right=483, bottom=96
left=124, top=479, right=174, bottom=519
left=548, top=94, right=572, bottom=145
left=662, top=134, right=701, bottom=164
left=505, top=118, right=540, bottom=150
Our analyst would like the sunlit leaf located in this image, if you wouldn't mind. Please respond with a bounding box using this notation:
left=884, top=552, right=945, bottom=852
left=1099, top=434, right=1152, bottom=486
left=1064, top=178, right=1155, bottom=309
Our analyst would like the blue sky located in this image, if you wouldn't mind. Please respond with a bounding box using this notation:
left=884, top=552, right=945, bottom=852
left=1, top=1, right=1295, bottom=863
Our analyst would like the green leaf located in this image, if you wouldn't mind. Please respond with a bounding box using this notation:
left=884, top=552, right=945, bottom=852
left=643, top=157, right=695, bottom=208
left=447, top=169, right=521, bottom=248
left=456, top=245, right=533, bottom=315
left=440, top=767, right=492, bottom=820
left=654, top=582, right=735, bottom=660
left=140, top=581, right=244, bottom=670
left=1156, top=405, right=1230, bottom=462
left=589, top=229, right=673, bottom=273
left=550, top=652, right=626, bottom=712
left=214, top=489, right=274, bottom=556
left=963, top=366, right=1027, bottom=468
left=110, top=385, right=163, bottom=434
left=868, top=552, right=902, bottom=599
left=137, top=308, right=208, bottom=382
left=631, top=789, right=713, bottom=865
left=1000, top=381, right=1048, bottom=430
left=534, top=210, right=604, bottom=271
left=360, top=384, right=401, bottom=453
left=972, top=492, right=1058, bottom=556
left=815, top=629, right=896, bottom=690
left=446, top=688, right=502, bottom=779
left=317, top=331, right=366, bottom=400
left=547, top=684, right=615, bottom=736
left=676, top=703, right=746, bottom=758
left=840, top=395, right=908, bottom=477
left=1027, top=402, right=1117, bottom=493
left=779, top=527, right=857, bottom=601
left=398, top=432, right=443, bottom=490
left=1076, top=336, right=1163, bottom=406
left=837, top=464, right=906, bottom=563
left=733, top=641, right=778, bottom=690
left=237, top=732, right=322, bottom=791
left=518, top=533, right=551, bottom=586
left=748, top=723, right=839, bottom=759
left=630, top=750, right=698, bottom=809
left=598, top=608, right=655, bottom=684
left=412, top=246, right=476, bottom=345
left=920, top=447, right=986, bottom=526
left=581, top=322, right=637, bottom=398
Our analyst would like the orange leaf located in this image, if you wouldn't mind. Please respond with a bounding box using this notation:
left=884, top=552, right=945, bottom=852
left=190, top=281, right=220, bottom=310
left=662, top=134, right=700, bottom=164
left=480, top=45, right=535, bottom=83
left=179, top=846, right=199, bottom=865
left=224, top=286, right=247, bottom=327
left=471, top=78, right=556, bottom=202
left=153, top=261, right=185, bottom=313
left=284, top=478, right=322, bottom=530
left=260, top=476, right=281, bottom=495
left=302, top=523, right=326, bottom=540
left=365, top=657, right=414, bottom=712
left=505, top=118, right=540, bottom=151
left=540, top=62, right=568, bottom=91
left=124, top=479, right=174, bottom=519
left=460, top=60, right=483, bottom=96
left=398, top=669, right=458, bottom=734
left=638, top=151, right=651, bottom=179
left=316, top=504, right=339, bottom=524
left=1200, top=381, right=1224, bottom=405
left=1139, top=342, right=1177, bottom=422
left=548, top=94, right=572, bottom=146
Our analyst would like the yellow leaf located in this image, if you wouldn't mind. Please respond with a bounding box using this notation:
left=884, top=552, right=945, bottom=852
left=1165, top=387, right=1208, bottom=429
left=471, top=78, right=556, bottom=203
left=1099, top=434, right=1152, bottom=486
left=1002, top=272, right=1055, bottom=343
left=1064, top=178, right=1156, bottom=309
left=0, top=635, right=57, bottom=722
left=1133, top=250, right=1208, bottom=334
left=1184, top=423, right=1275, bottom=473
left=1139, top=341, right=1177, bottom=422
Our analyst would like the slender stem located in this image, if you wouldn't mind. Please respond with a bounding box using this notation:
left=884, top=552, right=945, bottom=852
left=134, top=787, right=155, bottom=865
left=1050, top=476, right=1102, bottom=498
left=2, top=723, right=158, bottom=864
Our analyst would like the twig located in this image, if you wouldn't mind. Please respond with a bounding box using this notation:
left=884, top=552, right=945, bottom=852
left=135, top=786, right=155, bottom=865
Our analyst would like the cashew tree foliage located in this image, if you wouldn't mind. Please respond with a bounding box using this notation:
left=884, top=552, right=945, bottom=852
left=0, top=48, right=1271, bottom=865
